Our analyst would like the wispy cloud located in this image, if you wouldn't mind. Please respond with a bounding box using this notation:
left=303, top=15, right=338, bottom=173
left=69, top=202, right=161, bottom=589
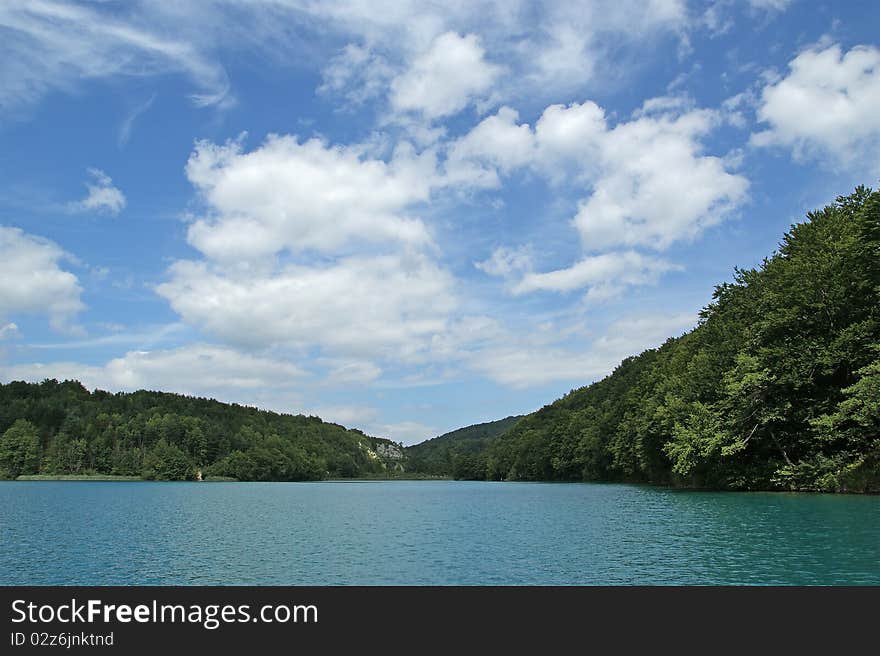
left=0, top=0, right=231, bottom=113
left=26, top=323, right=186, bottom=350
left=118, top=93, right=157, bottom=147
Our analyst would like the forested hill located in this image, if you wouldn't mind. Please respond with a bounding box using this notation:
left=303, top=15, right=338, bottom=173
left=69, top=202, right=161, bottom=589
left=476, top=186, right=879, bottom=493
left=0, top=382, right=404, bottom=481
left=404, top=416, right=522, bottom=478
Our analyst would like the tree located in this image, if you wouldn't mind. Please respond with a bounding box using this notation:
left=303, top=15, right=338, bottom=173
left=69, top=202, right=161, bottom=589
left=0, top=419, right=41, bottom=478
left=142, top=439, right=196, bottom=481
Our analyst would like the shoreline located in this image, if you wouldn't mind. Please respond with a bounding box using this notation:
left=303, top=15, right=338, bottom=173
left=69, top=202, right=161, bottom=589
left=5, top=475, right=876, bottom=494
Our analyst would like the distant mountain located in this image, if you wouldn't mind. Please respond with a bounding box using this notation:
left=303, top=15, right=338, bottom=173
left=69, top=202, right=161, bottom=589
left=0, top=380, right=403, bottom=481
left=405, top=416, right=522, bottom=479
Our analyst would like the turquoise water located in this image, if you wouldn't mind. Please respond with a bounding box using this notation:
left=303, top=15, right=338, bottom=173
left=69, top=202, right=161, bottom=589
left=0, top=481, right=877, bottom=585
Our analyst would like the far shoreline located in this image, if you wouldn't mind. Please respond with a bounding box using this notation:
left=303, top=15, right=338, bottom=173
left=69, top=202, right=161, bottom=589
left=4, top=475, right=877, bottom=494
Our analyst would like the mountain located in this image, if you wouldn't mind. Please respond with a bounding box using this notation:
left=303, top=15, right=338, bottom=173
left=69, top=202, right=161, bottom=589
left=405, top=416, right=523, bottom=478
left=0, top=381, right=403, bottom=481
left=444, top=186, right=880, bottom=492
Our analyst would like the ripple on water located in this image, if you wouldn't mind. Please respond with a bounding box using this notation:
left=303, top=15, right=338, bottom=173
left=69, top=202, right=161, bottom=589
left=0, top=481, right=877, bottom=585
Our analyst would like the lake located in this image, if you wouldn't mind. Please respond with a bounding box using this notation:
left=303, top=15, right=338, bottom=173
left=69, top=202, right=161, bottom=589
left=0, top=480, right=877, bottom=585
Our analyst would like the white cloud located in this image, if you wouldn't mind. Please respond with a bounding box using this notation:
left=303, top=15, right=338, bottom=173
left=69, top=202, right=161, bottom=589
left=0, top=323, right=20, bottom=340
left=156, top=253, right=458, bottom=360
left=318, top=44, right=395, bottom=106
left=306, top=404, right=380, bottom=427
left=184, top=134, right=436, bottom=260
left=295, top=405, right=433, bottom=444
left=160, top=130, right=480, bottom=368
left=71, top=169, right=126, bottom=215
left=444, top=101, right=603, bottom=187
left=309, top=0, right=689, bottom=110
left=118, top=93, right=157, bottom=147
left=751, top=43, right=880, bottom=168
left=527, top=1, right=686, bottom=89
left=531, top=100, right=607, bottom=178
left=572, top=108, right=748, bottom=250
left=1, top=344, right=307, bottom=412
left=27, top=323, right=185, bottom=351
left=512, top=251, right=679, bottom=300
left=320, top=359, right=383, bottom=385
left=474, top=245, right=534, bottom=278
left=0, top=1, right=707, bottom=123
left=747, top=0, right=793, bottom=11
left=469, top=311, right=696, bottom=388
left=445, top=107, right=536, bottom=186
left=390, top=31, right=500, bottom=119
left=370, top=420, right=435, bottom=446
left=0, top=0, right=231, bottom=112
left=531, top=24, right=596, bottom=90
left=0, top=226, right=83, bottom=331
left=449, top=100, right=748, bottom=251
left=469, top=346, right=614, bottom=389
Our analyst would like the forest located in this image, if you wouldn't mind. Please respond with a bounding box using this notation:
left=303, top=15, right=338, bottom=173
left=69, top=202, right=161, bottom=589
left=455, top=186, right=879, bottom=493
left=405, top=416, right=522, bottom=479
left=0, top=383, right=403, bottom=481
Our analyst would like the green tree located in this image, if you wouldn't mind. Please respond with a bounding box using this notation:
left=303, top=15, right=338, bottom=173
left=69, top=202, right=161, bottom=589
left=142, top=439, right=195, bottom=481
left=0, top=419, right=41, bottom=478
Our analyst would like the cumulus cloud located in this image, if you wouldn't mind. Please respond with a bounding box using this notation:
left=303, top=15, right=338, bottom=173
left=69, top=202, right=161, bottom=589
left=390, top=31, right=500, bottom=119
left=0, top=226, right=83, bottom=331
left=184, top=134, right=436, bottom=260
left=159, top=128, right=485, bottom=369
left=157, top=254, right=457, bottom=360
left=445, top=107, right=536, bottom=186
left=571, top=108, right=748, bottom=251
left=450, top=100, right=748, bottom=252
left=751, top=43, right=880, bottom=168
left=70, top=169, right=126, bottom=215
left=457, top=98, right=746, bottom=298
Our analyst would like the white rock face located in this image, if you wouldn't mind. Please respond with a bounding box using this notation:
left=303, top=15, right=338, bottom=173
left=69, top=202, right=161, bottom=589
left=375, top=443, right=404, bottom=460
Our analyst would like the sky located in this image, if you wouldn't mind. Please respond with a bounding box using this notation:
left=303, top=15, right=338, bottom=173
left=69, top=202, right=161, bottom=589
left=1, top=1, right=879, bottom=445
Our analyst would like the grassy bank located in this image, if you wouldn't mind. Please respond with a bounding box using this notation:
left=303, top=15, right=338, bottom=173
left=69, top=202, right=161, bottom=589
left=15, top=474, right=142, bottom=481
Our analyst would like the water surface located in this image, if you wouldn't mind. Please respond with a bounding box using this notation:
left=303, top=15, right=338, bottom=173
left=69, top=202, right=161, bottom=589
left=1, top=481, right=877, bottom=585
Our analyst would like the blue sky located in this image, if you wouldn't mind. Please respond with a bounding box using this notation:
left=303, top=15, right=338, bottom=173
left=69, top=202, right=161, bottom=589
left=1, top=0, right=878, bottom=444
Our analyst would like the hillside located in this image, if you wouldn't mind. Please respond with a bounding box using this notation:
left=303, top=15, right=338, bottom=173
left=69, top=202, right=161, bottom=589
left=405, top=416, right=522, bottom=478
left=478, top=186, right=879, bottom=492
left=0, top=381, right=403, bottom=481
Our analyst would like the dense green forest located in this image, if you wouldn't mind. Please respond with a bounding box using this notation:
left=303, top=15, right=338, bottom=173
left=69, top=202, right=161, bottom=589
left=0, top=383, right=403, bottom=481
left=405, top=416, right=522, bottom=479
left=449, top=186, right=880, bottom=492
